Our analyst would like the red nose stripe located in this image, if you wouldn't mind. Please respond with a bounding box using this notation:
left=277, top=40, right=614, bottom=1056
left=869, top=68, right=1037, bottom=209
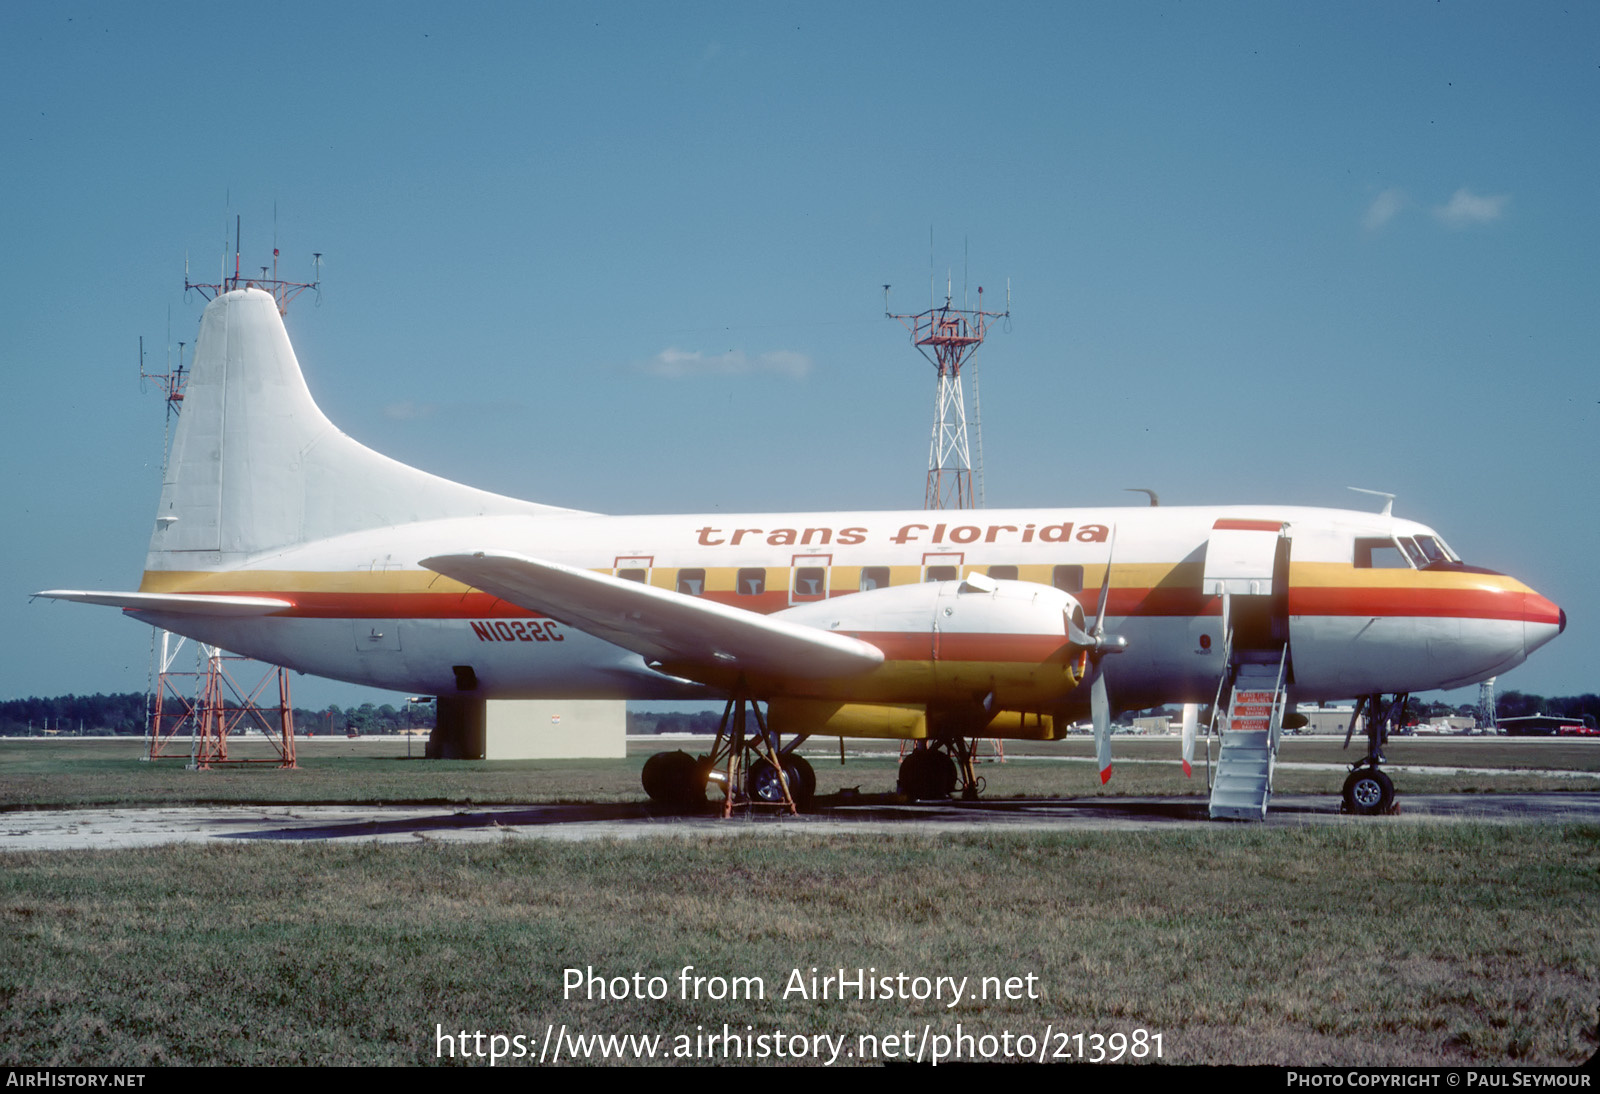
left=1289, top=587, right=1562, bottom=623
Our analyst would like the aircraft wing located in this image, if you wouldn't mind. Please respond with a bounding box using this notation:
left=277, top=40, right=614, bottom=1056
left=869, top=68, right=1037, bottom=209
left=421, top=550, right=884, bottom=689
left=33, top=590, right=293, bottom=616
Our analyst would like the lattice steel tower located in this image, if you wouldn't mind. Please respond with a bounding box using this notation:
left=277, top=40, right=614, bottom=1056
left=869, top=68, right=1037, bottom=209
left=886, top=276, right=1009, bottom=509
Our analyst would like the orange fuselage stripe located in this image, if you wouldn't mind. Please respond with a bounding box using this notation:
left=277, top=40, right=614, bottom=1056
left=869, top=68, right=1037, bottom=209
left=136, top=564, right=1552, bottom=625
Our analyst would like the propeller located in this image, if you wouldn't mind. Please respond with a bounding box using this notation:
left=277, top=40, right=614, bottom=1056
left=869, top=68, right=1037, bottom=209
left=1180, top=702, right=1199, bottom=777
left=1066, top=529, right=1127, bottom=784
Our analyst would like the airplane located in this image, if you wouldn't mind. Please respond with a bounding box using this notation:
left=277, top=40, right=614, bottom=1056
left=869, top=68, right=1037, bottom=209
left=37, top=287, right=1565, bottom=817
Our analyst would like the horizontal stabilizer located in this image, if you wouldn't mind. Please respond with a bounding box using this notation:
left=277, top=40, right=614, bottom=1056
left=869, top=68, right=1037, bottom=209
left=421, top=550, right=884, bottom=688
left=33, top=590, right=293, bottom=616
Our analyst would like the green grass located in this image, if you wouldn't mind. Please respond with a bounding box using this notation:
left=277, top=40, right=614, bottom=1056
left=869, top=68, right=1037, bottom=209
left=2, top=826, right=1595, bottom=1066
left=3, top=737, right=1595, bottom=810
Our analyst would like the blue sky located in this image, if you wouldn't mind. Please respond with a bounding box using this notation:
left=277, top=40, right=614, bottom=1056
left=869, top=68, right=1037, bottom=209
left=5, top=1, right=1595, bottom=712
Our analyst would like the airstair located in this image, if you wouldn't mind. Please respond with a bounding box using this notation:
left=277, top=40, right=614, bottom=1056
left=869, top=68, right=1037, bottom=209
left=1208, top=648, right=1288, bottom=821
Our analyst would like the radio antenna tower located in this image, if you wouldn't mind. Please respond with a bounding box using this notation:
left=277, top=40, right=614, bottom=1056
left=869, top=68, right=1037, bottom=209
left=136, top=228, right=314, bottom=769
left=185, top=215, right=321, bottom=316
left=886, top=273, right=1009, bottom=509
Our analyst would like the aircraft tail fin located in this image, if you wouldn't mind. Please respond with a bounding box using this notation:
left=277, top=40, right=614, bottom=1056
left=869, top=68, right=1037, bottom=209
left=147, top=288, right=576, bottom=572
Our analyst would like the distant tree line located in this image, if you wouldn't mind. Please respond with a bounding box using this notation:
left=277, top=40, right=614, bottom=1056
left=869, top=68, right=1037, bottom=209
left=627, top=710, right=728, bottom=735
left=0, top=693, right=438, bottom=737
left=6, top=689, right=1595, bottom=738
left=1493, top=690, right=1600, bottom=724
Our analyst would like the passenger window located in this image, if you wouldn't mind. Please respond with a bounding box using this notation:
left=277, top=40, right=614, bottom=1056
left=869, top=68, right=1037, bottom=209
left=676, top=568, right=705, bottom=596
left=926, top=566, right=958, bottom=582
left=737, top=568, right=766, bottom=596
left=1354, top=538, right=1412, bottom=569
left=1052, top=565, right=1084, bottom=593
left=793, top=567, right=826, bottom=599
left=617, top=568, right=647, bottom=583
left=988, top=565, right=1018, bottom=580
left=860, top=567, right=890, bottom=591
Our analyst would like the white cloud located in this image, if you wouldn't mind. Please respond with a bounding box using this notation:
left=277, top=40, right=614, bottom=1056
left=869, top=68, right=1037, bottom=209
left=1362, top=187, right=1407, bottom=232
left=643, top=347, right=812, bottom=380
left=1433, top=188, right=1510, bottom=228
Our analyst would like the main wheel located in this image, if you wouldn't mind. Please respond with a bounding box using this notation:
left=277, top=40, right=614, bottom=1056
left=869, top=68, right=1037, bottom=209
left=1342, top=767, right=1394, bottom=815
left=747, top=757, right=814, bottom=807
left=787, top=754, right=817, bottom=803
left=642, top=750, right=706, bottom=809
left=898, top=748, right=957, bottom=800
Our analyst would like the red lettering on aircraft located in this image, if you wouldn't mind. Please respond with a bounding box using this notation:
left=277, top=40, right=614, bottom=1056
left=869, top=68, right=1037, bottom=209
left=690, top=520, right=1110, bottom=549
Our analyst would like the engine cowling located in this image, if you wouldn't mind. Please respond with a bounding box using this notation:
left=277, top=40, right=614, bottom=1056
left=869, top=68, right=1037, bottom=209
left=771, top=574, right=1090, bottom=709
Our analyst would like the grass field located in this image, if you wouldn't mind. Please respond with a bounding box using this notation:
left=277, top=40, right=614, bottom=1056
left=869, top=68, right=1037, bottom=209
left=3, top=735, right=1596, bottom=810
left=1, top=827, right=1595, bottom=1066
left=2, top=738, right=1596, bottom=1067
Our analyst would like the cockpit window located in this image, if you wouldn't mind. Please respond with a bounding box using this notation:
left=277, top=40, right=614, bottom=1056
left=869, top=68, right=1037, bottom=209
left=1354, top=537, right=1412, bottom=569
left=1413, top=535, right=1455, bottom=565
left=1400, top=538, right=1428, bottom=568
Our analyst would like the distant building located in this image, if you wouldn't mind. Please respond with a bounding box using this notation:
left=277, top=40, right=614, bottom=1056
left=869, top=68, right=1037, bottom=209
left=1496, top=714, right=1599, bottom=737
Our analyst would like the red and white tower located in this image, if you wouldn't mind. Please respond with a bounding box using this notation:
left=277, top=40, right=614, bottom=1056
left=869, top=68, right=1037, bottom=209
left=887, top=276, right=1008, bottom=509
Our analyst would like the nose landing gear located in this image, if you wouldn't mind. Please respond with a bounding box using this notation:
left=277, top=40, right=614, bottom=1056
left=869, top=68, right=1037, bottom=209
left=1341, top=692, right=1406, bottom=815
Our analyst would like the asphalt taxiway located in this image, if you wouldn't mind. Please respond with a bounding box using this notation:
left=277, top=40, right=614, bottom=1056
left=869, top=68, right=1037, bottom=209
left=3, top=792, right=1597, bottom=851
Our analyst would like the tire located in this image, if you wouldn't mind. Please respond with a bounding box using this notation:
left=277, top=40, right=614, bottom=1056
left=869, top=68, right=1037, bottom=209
left=899, top=748, right=957, bottom=800
left=747, top=757, right=813, bottom=807
left=788, top=754, right=817, bottom=804
left=1342, top=767, right=1394, bottom=815
left=642, top=750, right=705, bottom=809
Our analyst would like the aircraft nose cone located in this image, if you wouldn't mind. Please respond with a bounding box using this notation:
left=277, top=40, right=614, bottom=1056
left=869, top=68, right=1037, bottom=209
left=1523, top=590, right=1564, bottom=657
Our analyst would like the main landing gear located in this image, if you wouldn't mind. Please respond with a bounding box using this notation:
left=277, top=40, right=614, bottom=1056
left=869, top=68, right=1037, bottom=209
left=897, top=739, right=985, bottom=801
left=641, top=694, right=815, bottom=815
left=1341, top=692, right=1405, bottom=816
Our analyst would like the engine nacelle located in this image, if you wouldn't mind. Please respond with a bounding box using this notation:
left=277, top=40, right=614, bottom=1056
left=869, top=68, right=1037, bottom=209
left=772, top=575, right=1090, bottom=709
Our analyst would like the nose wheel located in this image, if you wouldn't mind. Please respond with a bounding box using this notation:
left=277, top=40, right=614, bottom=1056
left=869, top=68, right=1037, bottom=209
left=1341, top=765, right=1395, bottom=815
left=1341, top=691, right=1406, bottom=815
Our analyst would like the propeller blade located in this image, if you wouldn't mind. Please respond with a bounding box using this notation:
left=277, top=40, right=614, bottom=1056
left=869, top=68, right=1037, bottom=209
left=1092, top=671, right=1113, bottom=784
left=1065, top=615, right=1095, bottom=648
left=1091, top=527, right=1117, bottom=637
left=1180, top=702, right=1198, bottom=778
